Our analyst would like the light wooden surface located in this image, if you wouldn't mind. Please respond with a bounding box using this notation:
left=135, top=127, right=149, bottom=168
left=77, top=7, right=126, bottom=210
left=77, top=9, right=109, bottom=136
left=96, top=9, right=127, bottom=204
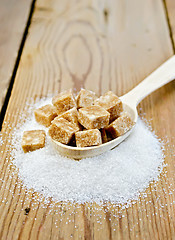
left=0, top=0, right=175, bottom=239
left=0, top=0, right=33, bottom=112
left=166, top=0, right=175, bottom=45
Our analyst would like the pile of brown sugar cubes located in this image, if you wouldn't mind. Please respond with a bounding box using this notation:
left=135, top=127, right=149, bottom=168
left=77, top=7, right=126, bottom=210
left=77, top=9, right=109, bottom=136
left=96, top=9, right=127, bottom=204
left=22, top=89, right=134, bottom=153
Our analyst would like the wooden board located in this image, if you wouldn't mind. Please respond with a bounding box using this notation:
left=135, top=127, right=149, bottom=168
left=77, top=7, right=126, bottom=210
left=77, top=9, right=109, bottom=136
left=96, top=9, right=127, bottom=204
left=0, top=0, right=175, bottom=239
left=165, top=0, right=175, bottom=45
left=0, top=0, right=33, bottom=112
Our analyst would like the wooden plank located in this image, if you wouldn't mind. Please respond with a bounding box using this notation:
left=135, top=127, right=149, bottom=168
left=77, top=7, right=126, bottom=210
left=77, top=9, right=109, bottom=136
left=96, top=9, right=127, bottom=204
left=0, top=0, right=33, bottom=112
left=0, top=0, right=175, bottom=239
left=165, top=0, right=175, bottom=46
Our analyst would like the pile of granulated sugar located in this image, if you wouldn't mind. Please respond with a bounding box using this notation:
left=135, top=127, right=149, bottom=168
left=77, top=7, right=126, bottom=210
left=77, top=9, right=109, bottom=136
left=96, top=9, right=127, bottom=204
left=11, top=97, right=164, bottom=205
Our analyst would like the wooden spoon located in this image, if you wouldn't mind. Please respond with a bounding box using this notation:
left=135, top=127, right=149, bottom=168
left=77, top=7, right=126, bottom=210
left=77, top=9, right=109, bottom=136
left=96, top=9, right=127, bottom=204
left=50, top=56, right=175, bottom=159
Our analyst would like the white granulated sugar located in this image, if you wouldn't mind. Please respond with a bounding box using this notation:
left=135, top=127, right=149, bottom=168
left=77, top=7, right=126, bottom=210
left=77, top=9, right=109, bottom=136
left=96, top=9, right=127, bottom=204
left=11, top=97, right=164, bottom=205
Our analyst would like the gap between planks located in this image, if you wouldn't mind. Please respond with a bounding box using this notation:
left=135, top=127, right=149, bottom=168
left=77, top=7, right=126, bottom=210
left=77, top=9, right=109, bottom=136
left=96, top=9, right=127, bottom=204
left=163, top=0, right=175, bottom=52
left=0, top=0, right=36, bottom=130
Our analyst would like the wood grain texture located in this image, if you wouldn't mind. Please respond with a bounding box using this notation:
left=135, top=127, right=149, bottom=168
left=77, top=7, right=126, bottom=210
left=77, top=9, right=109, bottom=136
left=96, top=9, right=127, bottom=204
left=0, top=0, right=175, bottom=239
left=0, top=0, right=33, bottom=112
left=165, top=0, right=175, bottom=46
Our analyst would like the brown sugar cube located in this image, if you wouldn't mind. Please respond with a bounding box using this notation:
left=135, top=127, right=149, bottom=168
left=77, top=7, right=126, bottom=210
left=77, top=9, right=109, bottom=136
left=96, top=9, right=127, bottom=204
left=75, top=129, right=102, bottom=147
left=94, top=91, right=123, bottom=122
left=106, top=113, right=134, bottom=138
left=22, top=130, right=46, bottom=153
left=78, top=106, right=110, bottom=129
left=57, top=107, right=81, bottom=130
left=34, top=104, right=57, bottom=127
left=76, top=89, right=97, bottom=108
left=100, top=129, right=108, bottom=143
left=48, top=117, right=79, bottom=144
left=52, top=90, right=76, bottom=114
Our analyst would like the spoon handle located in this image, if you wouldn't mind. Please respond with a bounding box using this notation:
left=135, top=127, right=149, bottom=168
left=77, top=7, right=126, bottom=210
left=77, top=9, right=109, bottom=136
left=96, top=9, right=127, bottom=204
left=121, top=55, right=175, bottom=106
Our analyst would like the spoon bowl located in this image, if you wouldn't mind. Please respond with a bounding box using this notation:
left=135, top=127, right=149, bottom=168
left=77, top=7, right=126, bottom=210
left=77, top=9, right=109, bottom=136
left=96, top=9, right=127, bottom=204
left=51, top=103, right=137, bottom=159
left=50, top=56, right=175, bottom=159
